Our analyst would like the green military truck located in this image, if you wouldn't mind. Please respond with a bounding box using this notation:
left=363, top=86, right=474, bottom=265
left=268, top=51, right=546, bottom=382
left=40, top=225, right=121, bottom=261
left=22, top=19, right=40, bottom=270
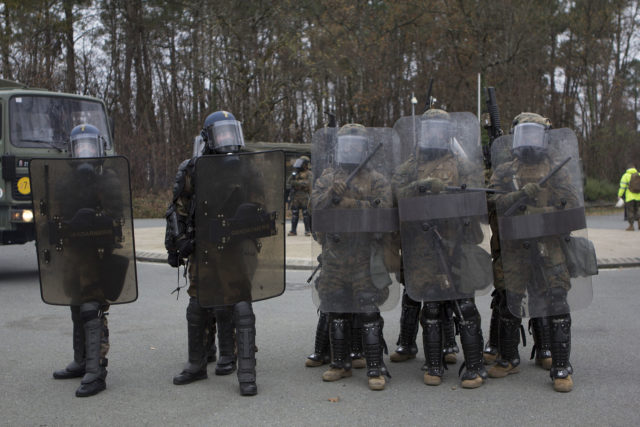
left=0, top=79, right=114, bottom=245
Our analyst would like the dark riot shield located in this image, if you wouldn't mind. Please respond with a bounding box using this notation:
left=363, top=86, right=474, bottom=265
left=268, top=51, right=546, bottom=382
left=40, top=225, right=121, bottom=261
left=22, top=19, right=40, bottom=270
left=393, top=112, right=493, bottom=302
left=490, top=128, right=594, bottom=318
left=194, top=150, right=285, bottom=307
left=310, top=127, right=401, bottom=313
left=29, top=157, right=138, bottom=306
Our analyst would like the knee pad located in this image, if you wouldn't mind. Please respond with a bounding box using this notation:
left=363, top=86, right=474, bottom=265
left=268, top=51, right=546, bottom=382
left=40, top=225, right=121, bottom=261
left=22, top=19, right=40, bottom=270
left=359, top=311, right=381, bottom=324
left=548, top=287, right=569, bottom=314
left=79, top=301, right=101, bottom=322
left=233, top=301, right=255, bottom=327
left=355, top=291, right=381, bottom=312
left=457, top=298, right=479, bottom=321
left=421, top=302, right=442, bottom=321
left=186, top=297, right=207, bottom=324
left=402, top=290, right=421, bottom=308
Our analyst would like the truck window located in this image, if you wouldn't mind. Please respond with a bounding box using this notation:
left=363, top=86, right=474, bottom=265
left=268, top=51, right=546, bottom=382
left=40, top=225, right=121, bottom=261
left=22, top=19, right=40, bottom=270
left=9, top=95, right=111, bottom=150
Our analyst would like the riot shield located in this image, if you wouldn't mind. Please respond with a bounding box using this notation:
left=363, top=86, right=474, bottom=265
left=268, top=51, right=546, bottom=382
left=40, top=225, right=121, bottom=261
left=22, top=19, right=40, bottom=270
left=393, top=112, right=493, bottom=302
left=29, top=157, right=138, bottom=306
left=310, top=127, right=401, bottom=313
left=194, top=150, right=285, bottom=307
left=491, top=128, right=594, bottom=318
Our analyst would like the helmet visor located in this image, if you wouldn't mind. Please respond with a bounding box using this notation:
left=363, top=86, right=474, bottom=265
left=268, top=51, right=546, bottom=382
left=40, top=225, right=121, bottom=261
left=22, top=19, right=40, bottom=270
left=293, top=158, right=304, bottom=169
left=513, top=122, right=548, bottom=150
left=205, top=120, right=245, bottom=153
left=335, top=135, right=367, bottom=166
left=70, top=134, right=102, bottom=158
left=419, top=119, right=451, bottom=150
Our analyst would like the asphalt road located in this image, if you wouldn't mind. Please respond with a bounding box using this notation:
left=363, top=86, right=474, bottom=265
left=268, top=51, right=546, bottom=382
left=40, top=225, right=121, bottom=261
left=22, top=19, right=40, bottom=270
left=0, top=242, right=638, bottom=426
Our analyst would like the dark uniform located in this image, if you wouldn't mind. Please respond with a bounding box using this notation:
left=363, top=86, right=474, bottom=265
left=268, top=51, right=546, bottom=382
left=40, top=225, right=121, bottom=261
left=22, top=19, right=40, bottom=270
left=165, top=111, right=259, bottom=396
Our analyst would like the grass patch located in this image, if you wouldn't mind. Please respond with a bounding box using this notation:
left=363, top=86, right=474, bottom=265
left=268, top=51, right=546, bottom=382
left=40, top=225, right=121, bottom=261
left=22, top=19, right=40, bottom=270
left=133, top=189, right=171, bottom=218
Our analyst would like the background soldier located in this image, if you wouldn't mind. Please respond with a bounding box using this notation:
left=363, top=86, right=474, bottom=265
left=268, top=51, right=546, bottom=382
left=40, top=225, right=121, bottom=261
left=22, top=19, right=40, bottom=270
left=165, top=110, right=258, bottom=396
left=49, top=124, right=129, bottom=397
left=311, top=124, right=397, bottom=390
left=488, top=112, right=587, bottom=392
left=392, top=109, right=489, bottom=389
left=287, top=156, right=312, bottom=236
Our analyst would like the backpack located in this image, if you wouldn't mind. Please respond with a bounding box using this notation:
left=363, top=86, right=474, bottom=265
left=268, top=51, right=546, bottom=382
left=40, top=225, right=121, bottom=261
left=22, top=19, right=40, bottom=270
left=629, top=172, right=640, bottom=193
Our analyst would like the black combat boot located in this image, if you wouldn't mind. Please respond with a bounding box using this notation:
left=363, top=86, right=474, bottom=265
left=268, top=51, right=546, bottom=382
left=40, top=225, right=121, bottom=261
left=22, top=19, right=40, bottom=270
left=303, top=210, right=311, bottom=236
left=530, top=317, right=552, bottom=370
left=488, top=307, right=523, bottom=378
left=456, top=300, right=487, bottom=389
left=214, top=306, right=237, bottom=375
left=173, top=297, right=208, bottom=385
left=442, top=307, right=459, bottom=364
left=205, top=312, right=217, bottom=363
left=322, top=314, right=352, bottom=382
left=54, top=306, right=86, bottom=379
left=362, top=314, right=389, bottom=390
left=550, top=313, right=573, bottom=392
left=305, top=311, right=331, bottom=367
left=483, top=291, right=500, bottom=364
left=390, top=291, right=420, bottom=362
left=234, top=301, right=257, bottom=396
left=350, top=313, right=366, bottom=369
left=421, top=303, right=444, bottom=385
left=76, top=302, right=107, bottom=397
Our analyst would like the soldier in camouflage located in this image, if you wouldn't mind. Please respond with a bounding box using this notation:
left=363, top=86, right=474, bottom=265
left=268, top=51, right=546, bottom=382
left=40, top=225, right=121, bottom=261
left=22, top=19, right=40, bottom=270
left=487, top=112, right=579, bottom=392
left=287, top=156, right=312, bottom=236
left=311, top=124, right=394, bottom=390
left=391, top=109, right=488, bottom=388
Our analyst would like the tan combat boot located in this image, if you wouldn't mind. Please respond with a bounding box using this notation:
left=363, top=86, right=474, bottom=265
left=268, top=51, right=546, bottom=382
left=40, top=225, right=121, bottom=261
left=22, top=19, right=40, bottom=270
left=322, top=367, right=352, bottom=382
left=483, top=351, right=498, bottom=364
left=461, top=376, right=484, bottom=389
left=488, top=361, right=520, bottom=378
left=423, top=372, right=442, bottom=386
left=553, top=375, right=573, bottom=392
left=390, top=351, right=416, bottom=362
left=444, top=353, right=457, bottom=364
left=368, top=375, right=385, bottom=390
left=351, top=358, right=366, bottom=369
left=536, top=356, right=553, bottom=370
left=305, top=358, right=324, bottom=367
left=626, top=223, right=634, bottom=231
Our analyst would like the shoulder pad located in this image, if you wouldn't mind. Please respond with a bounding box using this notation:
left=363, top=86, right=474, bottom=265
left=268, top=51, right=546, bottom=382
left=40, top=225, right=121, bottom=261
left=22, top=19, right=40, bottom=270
left=172, top=158, right=195, bottom=202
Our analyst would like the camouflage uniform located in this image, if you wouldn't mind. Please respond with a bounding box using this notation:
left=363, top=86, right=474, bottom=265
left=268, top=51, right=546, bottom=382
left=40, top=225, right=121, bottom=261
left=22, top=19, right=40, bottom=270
left=311, top=138, right=394, bottom=390
left=287, top=164, right=313, bottom=235
left=487, top=112, right=579, bottom=392
left=392, top=151, right=487, bottom=388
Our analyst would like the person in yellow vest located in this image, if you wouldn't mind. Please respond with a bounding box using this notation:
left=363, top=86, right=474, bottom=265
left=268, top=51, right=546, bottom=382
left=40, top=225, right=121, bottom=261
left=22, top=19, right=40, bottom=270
left=617, top=163, right=640, bottom=231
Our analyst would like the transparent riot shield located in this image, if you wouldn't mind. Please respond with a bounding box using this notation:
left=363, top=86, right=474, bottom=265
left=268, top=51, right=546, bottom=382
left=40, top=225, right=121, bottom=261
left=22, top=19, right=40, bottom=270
left=491, top=128, right=594, bottom=318
left=393, top=112, right=493, bottom=302
left=310, top=127, right=401, bottom=313
left=29, top=157, right=138, bottom=306
left=194, top=150, right=285, bottom=307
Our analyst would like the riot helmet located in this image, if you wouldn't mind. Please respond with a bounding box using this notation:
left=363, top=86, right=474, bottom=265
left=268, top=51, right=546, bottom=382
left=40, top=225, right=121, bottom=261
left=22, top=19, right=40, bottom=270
left=201, top=111, right=245, bottom=154
left=293, top=155, right=310, bottom=170
left=70, top=124, right=104, bottom=158
left=335, top=124, right=368, bottom=169
left=417, top=109, right=452, bottom=158
left=511, top=112, right=551, bottom=163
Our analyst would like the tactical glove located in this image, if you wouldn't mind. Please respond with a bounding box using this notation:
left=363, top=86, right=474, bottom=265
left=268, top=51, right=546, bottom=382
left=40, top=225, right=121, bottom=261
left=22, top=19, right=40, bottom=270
left=522, top=182, right=541, bottom=198
left=167, top=250, right=182, bottom=268
left=177, top=238, right=194, bottom=258
left=331, top=180, right=347, bottom=197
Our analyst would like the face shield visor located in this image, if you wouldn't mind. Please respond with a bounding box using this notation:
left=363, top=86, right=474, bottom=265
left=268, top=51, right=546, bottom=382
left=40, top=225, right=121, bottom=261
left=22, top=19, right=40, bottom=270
left=293, top=158, right=305, bottom=169
left=335, top=134, right=368, bottom=167
left=70, top=134, right=103, bottom=158
left=418, top=119, right=452, bottom=151
left=204, top=120, right=245, bottom=153
left=193, top=135, right=205, bottom=158
left=513, top=122, right=548, bottom=150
